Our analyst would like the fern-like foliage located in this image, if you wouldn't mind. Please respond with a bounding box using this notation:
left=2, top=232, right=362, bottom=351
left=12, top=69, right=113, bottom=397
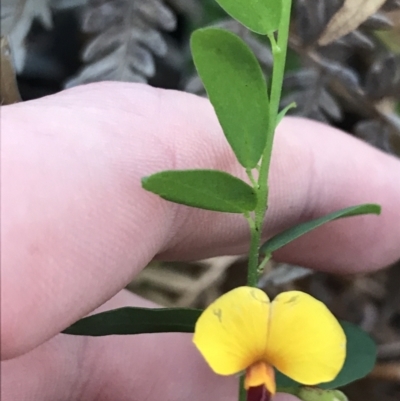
left=289, top=0, right=400, bottom=150
left=282, top=68, right=343, bottom=123
left=165, top=0, right=202, bottom=23
left=1, top=0, right=26, bottom=36
left=65, top=0, right=177, bottom=87
left=2, top=0, right=53, bottom=72
left=50, top=0, right=87, bottom=8
left=365, top=53, right=400, bottom=99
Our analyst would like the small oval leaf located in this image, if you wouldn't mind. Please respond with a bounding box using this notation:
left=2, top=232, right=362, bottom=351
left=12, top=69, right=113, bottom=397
left=215, top=0, right=282, bottom=34
left=142, top=169, right=257, bottom=213
left=63, top=307, right=202, bottom=336
left=261, top=204, right=381, bottom=256
left=191, top=28, right=269, bottom=168
left=276, top=320, right=377, bottom=389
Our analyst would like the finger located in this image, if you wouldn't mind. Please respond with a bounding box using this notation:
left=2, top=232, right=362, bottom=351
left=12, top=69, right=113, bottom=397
left=2, top=83, right=400, bottom=359
left=1, top=291, right=236, bottom=401
left=1, top=290, right=300, bottom=401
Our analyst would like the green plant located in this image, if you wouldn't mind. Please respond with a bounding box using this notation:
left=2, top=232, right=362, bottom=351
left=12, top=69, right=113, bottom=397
left=63, top=1, right=380, bottom=400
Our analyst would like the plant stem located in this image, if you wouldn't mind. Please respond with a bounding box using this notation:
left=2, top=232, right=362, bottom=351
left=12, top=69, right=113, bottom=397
left=246, top=168, right=258, bottom=188
left=238, top=375, right=247, bottom=401
left=246, top=0, right=293, bottom=287
left=247, top=220, right=261, bottom=286
left=242, top=3, right=293, bottom=400
left=263, top=0, right=293, bottom=175
left=257, top=253, right=271, bottom=276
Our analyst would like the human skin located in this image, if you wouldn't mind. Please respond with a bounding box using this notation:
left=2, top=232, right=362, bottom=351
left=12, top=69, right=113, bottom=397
left=1, top=82, right=400, bottom=401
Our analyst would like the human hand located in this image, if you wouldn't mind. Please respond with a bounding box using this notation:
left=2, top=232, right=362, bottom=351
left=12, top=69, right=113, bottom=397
left=2, top=82, right=400, bottom=401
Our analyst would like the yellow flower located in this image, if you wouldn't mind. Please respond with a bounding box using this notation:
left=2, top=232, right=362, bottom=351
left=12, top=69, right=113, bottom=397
left=193, top=287, right=346, bottom=395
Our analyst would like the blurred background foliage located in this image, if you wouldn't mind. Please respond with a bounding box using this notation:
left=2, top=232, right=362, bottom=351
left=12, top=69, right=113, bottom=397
left=1, top=1, right=399, bottom=400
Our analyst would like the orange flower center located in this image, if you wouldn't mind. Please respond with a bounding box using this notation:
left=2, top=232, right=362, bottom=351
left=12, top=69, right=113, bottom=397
left=245, top=361, right=276, bottom=395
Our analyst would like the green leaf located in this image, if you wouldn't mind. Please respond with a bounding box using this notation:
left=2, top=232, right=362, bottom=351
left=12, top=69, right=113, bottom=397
left=261, top=204, right=381, bottom=256
left=276, top=371, right=299, bottom=390
left=63, top=307, right=202, bottom=336
left=276, top=320, right=377, bottom=389
left=191, top=28, right=269, bottom=168
left=142, top=169, right=257, bottom=213
left=214, top=0, right=282, bottom=34
left=276, top=102, right=297, bottom=126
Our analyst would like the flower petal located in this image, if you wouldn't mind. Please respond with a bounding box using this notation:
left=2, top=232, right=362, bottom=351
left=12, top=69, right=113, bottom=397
left=265, top=291, right=346, bottom=385
left=193, top=286, right=270, bottom=375
left=245, top=361, right=276, bottom=394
